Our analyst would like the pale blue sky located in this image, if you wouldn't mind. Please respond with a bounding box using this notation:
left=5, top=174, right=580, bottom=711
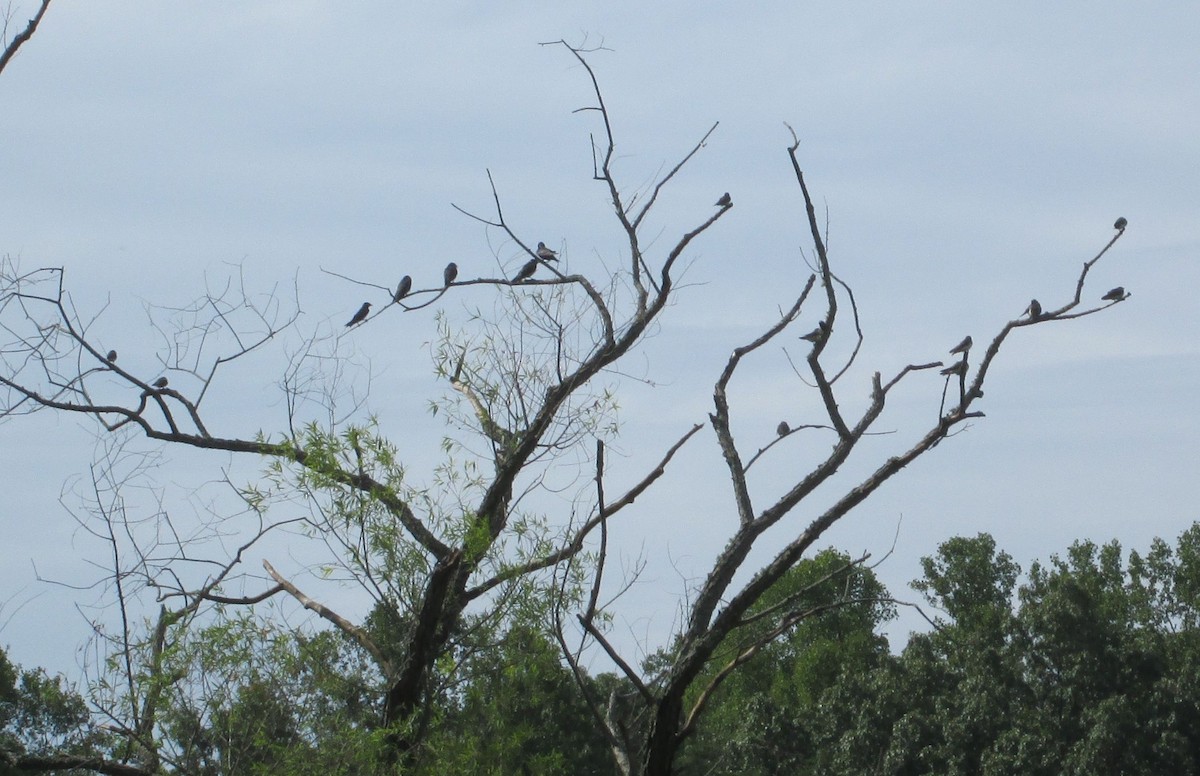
left=1, top=2, right=1197, bottom=677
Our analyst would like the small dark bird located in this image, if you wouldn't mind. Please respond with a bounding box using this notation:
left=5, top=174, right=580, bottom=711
left=715, top=192, right=732, bottom=207
left=800, top=320, right=829, bottom=342
left=105, top=350, right=117, bottom=362
left=1025, top=299, right=1042, bottom=319
left=1101, top=286, right=1126, bottom=302
left=512, top=259, right=538, bottom=283
left=393, top=275, right=412, bottom=302
left=536, top=242, right=558, bottom=263
left=776, top=421, right=790, bottom=436
left=940, top=362, right=966, bottom=377
left=443, top=262, right=458, bottom=286
left=949, top=336, right=972, bottom=356
left=152, top=376, right=169, bottom=389
left=345, top=302, right=371, bottom=327
left=1114, top=217, right=1128, bottom=230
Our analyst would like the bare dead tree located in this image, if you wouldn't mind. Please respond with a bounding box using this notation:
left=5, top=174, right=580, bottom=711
left=535, top=49, right=1133, bottom=776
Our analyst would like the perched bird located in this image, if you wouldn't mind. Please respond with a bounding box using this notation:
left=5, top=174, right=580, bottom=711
left=715, top=192, right=732, bottom=207
left=536, top=242, right=559, bottom=263
left=512, top=259, right=538, bottom=283
left=940, top=362, right=966, bottom=377
left=1101, top=286, right=1126, bottom=301
left=800, top=320, right=829, bottom=342
left=393, top=275, right=412, bottom=302
left=152, top=376, right=169, bottom=389
left=776, top=421, right=790, bottom=436
left=1025, top=299, right=1042, bottom=319
left=949, top=336, right=973, bottom=356
left=345, top=302, right=371, bottom=327
left=1114, top=217, right=1128, bottom=231
left=105, top=350, right=117, bottom=362
left=443, top=262, right=458, bottom=286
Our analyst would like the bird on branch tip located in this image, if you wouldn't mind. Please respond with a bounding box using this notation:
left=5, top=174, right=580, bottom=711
left=394, top=275, right=412, bottom=302
left=443, top=262, right=458, bottom=286
left=776, top=421, right=790, bottom=436
left=536, top=242, right=559, bottom=262
left=513, top=259, right=538, bottom=283
left=949, top=336, right=972, bottom=356
left=345, top=302, right=371, bottom=327
left=1101, top=286, right=1127, bottom=301
left=105, top=350, right=117, bottom=362
left=1025, top=299, right=1042, bottom=319
left=940, top=362, right=966, bottom=377
left=152, top=376, right=169, bottom=389
left=1114, top=217, right=1128, bottom=230
left=715, top=192, right=732, bottom=207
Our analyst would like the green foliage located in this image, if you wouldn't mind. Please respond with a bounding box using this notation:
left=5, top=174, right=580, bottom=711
left=678, top=549, right=895, bottom=775
left=12, top=526, right=1200, bottom=774
left=418, top=620, right=611, bottom=775
left=154, top=613, right=388, bottom=775
left=0, top=646, right=108, bottom=769
left=812, top=527, right=1200, bottom=776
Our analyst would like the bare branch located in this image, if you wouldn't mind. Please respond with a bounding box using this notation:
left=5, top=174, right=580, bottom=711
left=262, top=558, right=395, bottom=676
left=0, top=0, right=50, bottom=76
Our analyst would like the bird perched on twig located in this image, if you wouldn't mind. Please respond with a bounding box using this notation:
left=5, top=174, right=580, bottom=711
left=394, top=276, right=412, bottom=303
left=443, top=262, right=458, bottom=286
left=1101, top=286, right=1127, bottom=302
left=152, top=376, right=169, bottom=389
left=512, top=259, right=538, bottom=283
left=940, top=362, right=966, bottom=377
left=1025, top=299, right=1042, bottom=319
left=536, top=242, right=559, bottom=263
left=776, top=421, right=790, bottom=436
left=800, top=320, right=829, bottom=342
left=1114, top=217, right=1128, bottom=231
left=105, top=350, right=117, bottom=363
left=345, top=302, right=371, bottom=327
left=949, top=336, right=972, bottom=356
left=715, top=192, right=732, bottom=207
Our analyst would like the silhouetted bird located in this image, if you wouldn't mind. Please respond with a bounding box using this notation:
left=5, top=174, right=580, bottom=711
left=394, top=275, right=412, bottom=302
left=1114, top=217, right=1128, bottom=230
left=715, top=192, right=732, bottom=207
left=776, top=421, right=790, bottom=436
left=536, top=242, right=559, bottom=263
left=949, top=336, right=972, bottom=356
left=345, top=302, right=371, bottom=327
left=1025, top=299, right=1042, bottom=319
left=513, top=259, right=538, bottom=283
left=152, top=376, right=169, bottom=389
left=105, top=350, right=117, bottom=362
left=1101, top=286, right=1126, bottom=301
left=443, top=262, right=458, bottom=286
left=800, top=320, right=829, bottom=342
left=940, top=362, right=966, bottom=377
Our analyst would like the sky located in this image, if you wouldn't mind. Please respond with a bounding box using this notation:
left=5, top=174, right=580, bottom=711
left=1, top=2, right=1198, bottom=681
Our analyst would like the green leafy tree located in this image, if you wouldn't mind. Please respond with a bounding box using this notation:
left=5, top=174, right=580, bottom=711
left=0, top=646, right=111, bottom=775
left=810, top=528, right=1200, bottom=776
